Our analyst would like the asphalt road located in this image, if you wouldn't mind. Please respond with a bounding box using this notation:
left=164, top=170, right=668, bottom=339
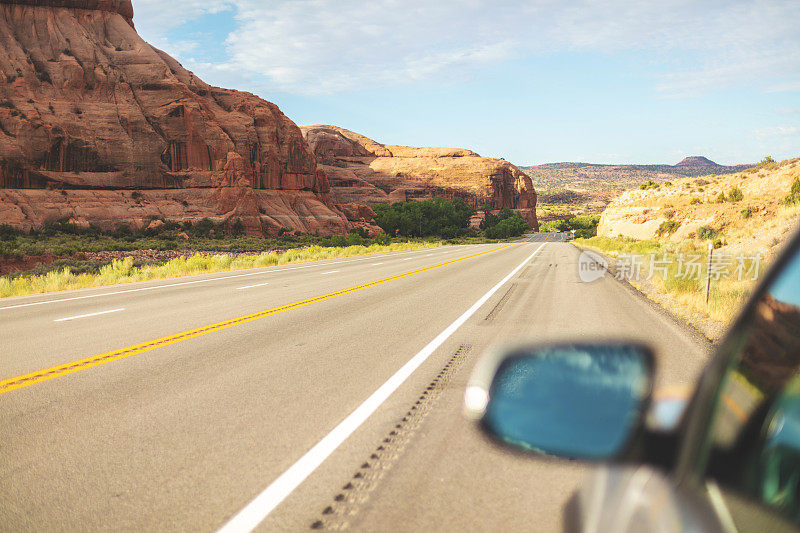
left=0, top=240, right=712, bottom=531
left=520, top=232, right=569, bottom=243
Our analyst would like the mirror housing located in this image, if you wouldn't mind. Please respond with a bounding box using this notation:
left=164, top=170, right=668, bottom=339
left=465, top=342, right=655, bottom=461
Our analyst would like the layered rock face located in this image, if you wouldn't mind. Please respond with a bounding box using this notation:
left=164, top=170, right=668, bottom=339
left=0, top=0, right=353, bottom=235
left=301, top=125, right=538, bottom=230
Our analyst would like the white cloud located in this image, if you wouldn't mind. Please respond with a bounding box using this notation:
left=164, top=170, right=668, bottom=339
left=752, top=126, right=800, bottom=139
left=766, top=80, right=800, bottom=93
left=132, top=0, right=233, bottom=53
left=131, top=0, right=800, bottom=96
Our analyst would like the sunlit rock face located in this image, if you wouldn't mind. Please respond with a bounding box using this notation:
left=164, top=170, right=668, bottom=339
left=301, top=125, right=539, bottom=230
left=0, top=0, right=355, bottom=235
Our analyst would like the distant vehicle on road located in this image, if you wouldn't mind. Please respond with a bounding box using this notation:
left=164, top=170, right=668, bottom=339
left=466, top=228, right=800, bottom=532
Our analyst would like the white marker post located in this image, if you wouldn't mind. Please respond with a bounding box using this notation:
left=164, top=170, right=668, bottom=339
left=705, top=242, right=714, bottom=305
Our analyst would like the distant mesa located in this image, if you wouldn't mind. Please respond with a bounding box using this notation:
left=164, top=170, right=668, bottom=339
left=675, top=156, right=719, bottom=167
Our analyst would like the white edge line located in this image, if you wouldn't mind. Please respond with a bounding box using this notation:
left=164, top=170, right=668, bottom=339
left=0, top=247, right=458, bottom=312
left=236, top=282, right=269, bottom=290
left=54, top=308, right=124, bottom=322
left=371, top=262, right=384, bottom=265
left=216, top=242, right=546, bottom=533
left=321, top=270, right=339, bottom=275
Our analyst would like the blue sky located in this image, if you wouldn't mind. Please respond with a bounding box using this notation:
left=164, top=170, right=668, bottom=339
left=132, top=0, right=800, bottom=166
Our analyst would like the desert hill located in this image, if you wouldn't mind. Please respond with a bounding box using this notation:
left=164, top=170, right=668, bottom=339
left=675, top=156, right=719, bottom=167
left=300, top=125, right=538, bottom=229
left=598, top=157, right=800, bottom=254
left=0, top=0, right=358, bottom=235
left=521, top=158, right=753, bottom=219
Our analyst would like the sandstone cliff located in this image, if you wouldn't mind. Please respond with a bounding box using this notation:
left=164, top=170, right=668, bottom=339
left=0, top=0, right=353, bottom=235
left=300, top=125, right=538, bottom=230
left=598, top=157, right=800, bottom=253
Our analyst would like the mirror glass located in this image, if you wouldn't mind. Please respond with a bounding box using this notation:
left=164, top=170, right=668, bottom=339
left=483, top=344, right=652, bottom=459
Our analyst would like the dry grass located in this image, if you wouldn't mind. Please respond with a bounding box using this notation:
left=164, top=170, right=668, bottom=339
left=0, top=242, right=439, bottom=298
left=576, top=236, right=761, bottom=324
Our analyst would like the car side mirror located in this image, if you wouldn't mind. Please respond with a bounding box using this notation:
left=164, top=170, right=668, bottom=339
left=464, top=342, right=655, bottom=460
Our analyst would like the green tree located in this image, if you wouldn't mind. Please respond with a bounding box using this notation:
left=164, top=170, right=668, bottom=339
left=372, top=198, right=474, bottom=237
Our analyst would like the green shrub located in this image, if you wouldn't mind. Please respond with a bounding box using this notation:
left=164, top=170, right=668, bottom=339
left=697, top=225, right=718, bottom=240
left=345, top=230, right=364, bottom=246
left=231, top=218, right=244, bottom=235
left=36, top=70, right=52, bottom=83
left=320, top=158, right=347, bottom=168
left=328, top=235, right=347, bottom=247
left=756, top=156, right=777, bottom=170
left=484, top=214, right=529, bottom=239
left=193, top=218, right=216, bottom=237
left=740, top=206, right=754, bottom=219
left=375, top=233, right=391, bottom=245
left=639, top=180, right=659, bottom=190
left=541, top=214, right=600, bottom=238
left=784, top=178, right=800, bottom=206
left=656, top=220, right=681, bottom=236
left=716, top=192, right=727, bottom=203
left=727, top=186, right=744, bottom=202
left=690, top=197, right=702, bottom=205
left=0, top=223, right=21, bottom=240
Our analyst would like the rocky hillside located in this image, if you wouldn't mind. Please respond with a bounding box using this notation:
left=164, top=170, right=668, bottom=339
left=598, top=157, right=800, bottom=253
left=300, top=125, right=538, bottom=229
left=0, top=0, right=357, bottom=235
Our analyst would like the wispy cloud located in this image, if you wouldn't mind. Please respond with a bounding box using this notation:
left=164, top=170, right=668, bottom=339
left=132, top=0, right=233, bottom=53
left=751, top=125, right=800, bottom=139
left=766, top=80, right=800, bottom=93
left=132, top=0, right=800, bottom=97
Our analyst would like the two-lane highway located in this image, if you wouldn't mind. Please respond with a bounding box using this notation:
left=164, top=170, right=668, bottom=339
left=0, top=240, right=711, bottom=531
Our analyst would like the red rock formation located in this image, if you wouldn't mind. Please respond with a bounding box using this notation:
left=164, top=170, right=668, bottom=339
left=335, top=202, right=380, bottom=236
left=300, top=125, right=538, bottom=230
left=0, top=0, right=354, bottom=235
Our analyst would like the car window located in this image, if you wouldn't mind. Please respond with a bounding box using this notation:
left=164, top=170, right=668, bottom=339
left=702, top=248, right=800, bottom=528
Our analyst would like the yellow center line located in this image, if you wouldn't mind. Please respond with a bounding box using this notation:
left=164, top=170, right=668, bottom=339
left=0, top=244, right=516, bottom=396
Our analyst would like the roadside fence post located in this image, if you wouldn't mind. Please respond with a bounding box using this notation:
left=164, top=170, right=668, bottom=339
left=705, top=242, right=713, bottom=305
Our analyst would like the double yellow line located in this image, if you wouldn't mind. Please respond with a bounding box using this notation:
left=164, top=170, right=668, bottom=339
left=0, top=245, right=514, bottom=396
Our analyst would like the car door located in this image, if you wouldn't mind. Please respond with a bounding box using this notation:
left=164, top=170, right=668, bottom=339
left=676, top=234, right=800, bottom=532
